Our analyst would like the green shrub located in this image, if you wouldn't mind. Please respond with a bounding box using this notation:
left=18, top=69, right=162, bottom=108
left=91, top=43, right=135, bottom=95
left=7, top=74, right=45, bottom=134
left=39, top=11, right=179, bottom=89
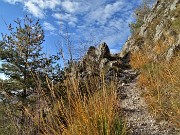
left=171, top=19, right=180, bottom=33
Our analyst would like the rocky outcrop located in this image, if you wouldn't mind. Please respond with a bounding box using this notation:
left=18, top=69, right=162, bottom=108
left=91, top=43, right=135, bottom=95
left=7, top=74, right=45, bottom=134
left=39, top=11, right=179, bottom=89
left=98, top=42, right=111, bottom=59
left=119, top=0, right=180, bottom=60
left=77, top=42, right=123, bottom=79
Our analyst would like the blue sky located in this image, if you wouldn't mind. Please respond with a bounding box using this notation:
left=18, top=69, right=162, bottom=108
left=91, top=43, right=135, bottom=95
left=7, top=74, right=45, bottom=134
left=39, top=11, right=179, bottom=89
left=0, top=0, right=142, bottom=79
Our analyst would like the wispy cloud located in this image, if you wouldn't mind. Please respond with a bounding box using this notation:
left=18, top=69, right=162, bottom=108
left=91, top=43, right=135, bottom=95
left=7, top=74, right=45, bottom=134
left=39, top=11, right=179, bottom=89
left=61, top=1, right=80, bottom=13
left=2, top=0, right=142, bottom=51
left=87, top=1, right=124, bottom=25
left=4, top=0, right=61, bottom=18
left=43, top=21, right=56, bottom=31
left=3, top=0, right=23, bottom=4
left=24, top=1, right=44, bottom=18
left=53, top=13, right=78, bottom=24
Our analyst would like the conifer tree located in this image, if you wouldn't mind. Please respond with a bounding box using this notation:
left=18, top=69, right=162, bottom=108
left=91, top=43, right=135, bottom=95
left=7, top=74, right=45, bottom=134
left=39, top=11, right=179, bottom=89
left=0, top=16, right=62, bottom=133
left=0, top=16, right=62, bottom=98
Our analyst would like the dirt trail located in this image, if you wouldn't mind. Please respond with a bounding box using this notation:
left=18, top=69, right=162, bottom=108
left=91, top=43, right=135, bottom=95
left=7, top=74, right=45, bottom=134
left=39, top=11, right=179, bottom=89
left=117, top=68, right=177, bottom=135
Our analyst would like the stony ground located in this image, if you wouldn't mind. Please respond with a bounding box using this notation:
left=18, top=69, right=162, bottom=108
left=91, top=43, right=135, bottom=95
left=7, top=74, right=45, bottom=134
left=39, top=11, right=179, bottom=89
left=116, top=68, right=178, bottom=135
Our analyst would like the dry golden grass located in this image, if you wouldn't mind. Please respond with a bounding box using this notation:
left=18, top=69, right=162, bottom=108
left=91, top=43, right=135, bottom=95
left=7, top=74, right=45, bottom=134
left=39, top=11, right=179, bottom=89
left=36, top=72, right=126, bottom=135
left=130, top=47, right=151, bottom=69
left=130, top=42, right=180, bottom=128
left=1, top=65, right=125, bottom=135
left=153, top=41, right=170, bottom=55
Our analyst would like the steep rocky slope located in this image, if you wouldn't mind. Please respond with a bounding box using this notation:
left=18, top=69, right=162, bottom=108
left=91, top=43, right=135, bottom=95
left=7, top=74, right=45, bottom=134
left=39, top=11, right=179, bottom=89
left=120, top=0, right=180, bottom=60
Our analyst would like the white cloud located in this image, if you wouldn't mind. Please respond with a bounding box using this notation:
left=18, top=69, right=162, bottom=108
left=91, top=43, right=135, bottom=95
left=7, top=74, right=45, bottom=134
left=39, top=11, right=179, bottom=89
left=37, top=0, right=60, bottom=9
left=43, top=21, right=56, bottom=31
left=24, top=1, right=44, bottom=18
left=4, top=0, right=61, bottom=18
left=3, top=0, right=23, bottom=4
left=3, top=0, right=143, bottom=51
left=53, top=13, right=78, bottom=25
left=61, top=1, right=80, bottom=13
left=25, top=0, right=60, bottom=10
left=87, top=1, right=124, bottom=24
left=68, top=22, right=76, bottom=27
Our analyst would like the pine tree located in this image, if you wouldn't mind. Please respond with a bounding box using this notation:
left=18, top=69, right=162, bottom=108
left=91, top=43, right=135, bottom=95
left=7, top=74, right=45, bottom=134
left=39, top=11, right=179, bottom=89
left=0, top=16, right=63, bottom=134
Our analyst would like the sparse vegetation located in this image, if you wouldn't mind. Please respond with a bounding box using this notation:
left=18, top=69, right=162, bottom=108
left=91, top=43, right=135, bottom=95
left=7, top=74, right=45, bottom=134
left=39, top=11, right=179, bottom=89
left=130, top=40, right=180, bottom=128
left=171, top=19, right=180, bottom=33
left=169, top=5, right=180, bottom=34
left=0, top=70, right=125, bottom=135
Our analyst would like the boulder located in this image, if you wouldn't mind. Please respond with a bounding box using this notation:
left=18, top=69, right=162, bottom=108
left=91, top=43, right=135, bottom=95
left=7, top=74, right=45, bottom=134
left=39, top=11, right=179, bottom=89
left=98, top=42, right=111, bottom=59
left=154, top=21, right=165, bottom=42
left=166, top=44, right=180, bottom=61
left=170, top=0, right=180, bottom=11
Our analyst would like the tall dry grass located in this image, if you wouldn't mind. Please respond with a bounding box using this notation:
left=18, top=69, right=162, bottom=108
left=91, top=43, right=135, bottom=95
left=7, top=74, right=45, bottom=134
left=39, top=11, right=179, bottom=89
left=9, top=69, right=125, bottom=135
left=130, top=41, right=180, bottom=128
left=38, top=72, right=126, bottom=135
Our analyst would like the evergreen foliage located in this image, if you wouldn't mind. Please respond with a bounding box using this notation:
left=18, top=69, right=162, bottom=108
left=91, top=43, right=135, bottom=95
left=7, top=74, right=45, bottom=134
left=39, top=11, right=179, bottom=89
left=0, top=16, right=62, bottom=100
left=0, top=16, right=63, bottom=133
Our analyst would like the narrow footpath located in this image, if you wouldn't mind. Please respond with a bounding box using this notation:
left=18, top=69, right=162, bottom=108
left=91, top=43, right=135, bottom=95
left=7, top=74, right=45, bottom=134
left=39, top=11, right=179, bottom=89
left=117, top=65, right=177, bottom=135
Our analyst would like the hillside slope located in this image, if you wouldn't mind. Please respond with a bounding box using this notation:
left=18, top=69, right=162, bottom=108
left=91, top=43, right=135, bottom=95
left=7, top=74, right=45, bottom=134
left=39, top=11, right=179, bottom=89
left=118, top=0, right=180, bottom=134
left=120, top=0, right=180, bottom=59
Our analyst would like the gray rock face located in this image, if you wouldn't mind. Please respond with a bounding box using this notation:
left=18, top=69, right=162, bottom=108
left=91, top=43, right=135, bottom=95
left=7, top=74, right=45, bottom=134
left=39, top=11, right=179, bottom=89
left=77, top=42, right=123, bottom=79
left=170, top=0, right=180, bottom=11
left=145, top=12, right=157, bottom=23
left=119, top=37, right=135, bottom=58
left=119, top=0, right=180, bottom=61
left=87, top=46, right=96, bottom=56
left=154, top=21, right=165, bottom=42
left=139, top=25, right=148, bottom=38
left=166, top=44, right=180, bottom=61
left=98, top=42, right=111, bottom=59
left=86, top=46, right=99, bottom=61
left=99, top=58, right=109, bottom=69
